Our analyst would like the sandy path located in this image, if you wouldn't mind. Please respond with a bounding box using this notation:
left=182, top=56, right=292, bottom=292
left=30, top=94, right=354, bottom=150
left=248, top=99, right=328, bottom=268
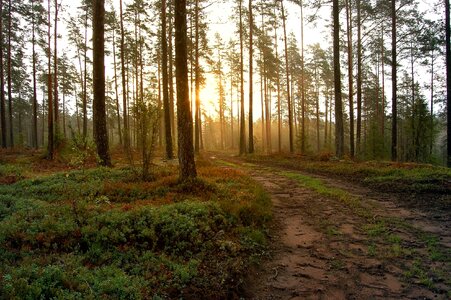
left=237, top=164, right=449, bottom=300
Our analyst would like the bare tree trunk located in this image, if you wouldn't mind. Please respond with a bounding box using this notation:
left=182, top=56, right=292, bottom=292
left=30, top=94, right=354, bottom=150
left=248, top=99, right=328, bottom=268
left=333, top=0, right=344, bottom=158
left=175, top=0, right=197, bottom=179
left=194, top=0, right=201, bottom=153
left=430, top=52, right=434, bottom=155
left=381, top=27, right=385, bottom=142
left=281, top=0, right=293, bottom=153
left=446, top=0, right=451, bottom=167
left=112, top=29, right=122, bottom=145
left=345, top=0, right=354, bottom=157
left=83, top=10, right=88, bottom=139
left=356, top=0, right=363, bottom=156
left=157, top=50, right=163, bottom=148
left=230, top=69, right=234, bottom=149
left=54, top=0, right=59, bottom=139
left=239, top=0, right=246, bottom=155
left=391, top=0, right=398, bottom=161
left=168, top=5, right=176, bottom=146
left=324, top=88, right=329, bottom=147
left=300, top=0, right=306, bottom=154
left=0, top=0, right=5, bottom=148
left=274, top=5, right=281, bottom=153
left=7, top=0, right=13, bottom=147
left=47, top=0, right=53, bottom=159
left=248, top=0, right=254, bottom=153
left=92, top=0, right=111, bottom=166
left=31, top=0, right=38, bottom=149
left=161, top=0, right=174, bottom=159
left=62, top=66, right=66, bottom=138
left=315, top=68, right=320, bottom=153
left=119, top=0, right=129, bottom=149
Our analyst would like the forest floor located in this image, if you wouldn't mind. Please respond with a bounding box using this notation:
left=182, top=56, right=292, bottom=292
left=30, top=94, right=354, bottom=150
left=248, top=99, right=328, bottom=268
left=212, top=153, right=450, bottom=299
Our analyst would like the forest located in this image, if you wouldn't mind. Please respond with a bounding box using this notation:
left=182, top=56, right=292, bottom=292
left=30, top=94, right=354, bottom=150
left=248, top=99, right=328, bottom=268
left=0, top=0, right=450, bottom=298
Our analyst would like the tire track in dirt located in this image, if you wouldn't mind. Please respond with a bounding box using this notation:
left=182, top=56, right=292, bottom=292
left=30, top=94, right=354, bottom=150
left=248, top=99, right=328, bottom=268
left=237, top=164, right=448, bottom=300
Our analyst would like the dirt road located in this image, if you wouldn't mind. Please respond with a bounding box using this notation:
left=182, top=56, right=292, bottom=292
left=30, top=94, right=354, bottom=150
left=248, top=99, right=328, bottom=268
left=215, top=158, right=450, bottom=299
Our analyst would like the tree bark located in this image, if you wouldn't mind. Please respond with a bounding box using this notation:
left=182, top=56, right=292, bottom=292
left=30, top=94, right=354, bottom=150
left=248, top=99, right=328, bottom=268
left=31, top=0, right=38, bottom=149
left=83, top=10, right=88, bottom=139
left=47, top=0, right=53, bottom=159
left=333, top=0, right=344, bottom=158
left=356, top=0, right=362, bottom=156
left=281, top=0, right=293, bottom=153
left=248, top=0, right=254, bottom=153
left=161, top=0, right=174, bottom=159
left=391, top=0, right=398, bottom=161
left=174, top=0, right=197, bottom=179
left=92, top=0, right=111, bottom=166
left=0, top=0, right=7, bottom=148
left=345, top=0, right=354, bottom=158
left=119, top=0, right=129, bottom=149
left=194, top=0, right=201, bottom=153
left=53, top=0, right=59, bottom=139
left=300, top=0, right=306, bottom=154
left=7, top=0, right=13, bottom=147
left=446, top=0, right=451, bottom=167
left=112, top=28, right=122, bottom=145
left=239, top=0, right=246, bottom=155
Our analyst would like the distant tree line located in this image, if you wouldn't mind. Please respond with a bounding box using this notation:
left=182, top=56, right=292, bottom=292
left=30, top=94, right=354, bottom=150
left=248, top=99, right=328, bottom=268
left=0, top=0, right=449, bottom=167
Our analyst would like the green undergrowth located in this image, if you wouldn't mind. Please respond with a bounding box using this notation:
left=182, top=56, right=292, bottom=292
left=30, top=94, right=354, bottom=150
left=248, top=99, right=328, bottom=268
left=0, top=159, right=271, bottom=299
left=281, top=171, right=369, bottom=218
left=244, top=154, right=451, bottom=195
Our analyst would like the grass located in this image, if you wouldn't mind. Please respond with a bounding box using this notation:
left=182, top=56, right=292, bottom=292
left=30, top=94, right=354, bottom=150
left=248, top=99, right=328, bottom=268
left=0, top=156, right=272, bottom=299
left=280, top=171, right=369, bottom=218
left=244, top=154, right=451, bottom=195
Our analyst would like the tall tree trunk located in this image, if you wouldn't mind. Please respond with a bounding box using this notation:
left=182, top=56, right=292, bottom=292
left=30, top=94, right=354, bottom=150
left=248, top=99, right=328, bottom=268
left=391, top=0, right=398, bottom=161
left=47, top=0, right=53, bottom=159
left=7, top=0, right=13, bottom=147
left=230, top=69, right=234, bottom=149
left=315, top=69, right=320, bottom=153
left=430, top=52, right=434, bottom=155
left=157, top=49, right=163, bottom=148
left=274, top=5, right=281, bottom=153
left=239, top=0, right=246, bottom=155
left=446, top=0, right=451, bottom=167
left=410, top=42, right=416, bottom=160
left=62, top=65, right=66, bottom=138
left=381, top=27, right=385, bottom=143
left=248, top=0, right=254, bottom=153
left=281, top=0, right=293, bottom=153
left=356, top=0, right=362, bottom=156
left=174, top=0, right=197, bottom=179
left=92, top=0, right=111, bottom=166
left=345, top=0, right=354, bottom=158
left=53, top=0, right=59, bottom=139
left=300, top=0, right=306, bottom=154
left=168, top=6, right=176, bottom=145
left=0, top=0, right=5, bottom=148
left=119, top=0, right=129, bottom=149
left=324, top=88, right=329, bottom=147
left=42, top=86, right=45, bottom=145
left=161, top=0, right=173, bottom=159
left=31, top=0, right=38, bottom=149
left=333, top=0, right=344, bottom=158
left=112, top=29, right=122, bottom=145
left=194, top=0, right=201, bottom=153
left=83, top=10, right=88, bottom=139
